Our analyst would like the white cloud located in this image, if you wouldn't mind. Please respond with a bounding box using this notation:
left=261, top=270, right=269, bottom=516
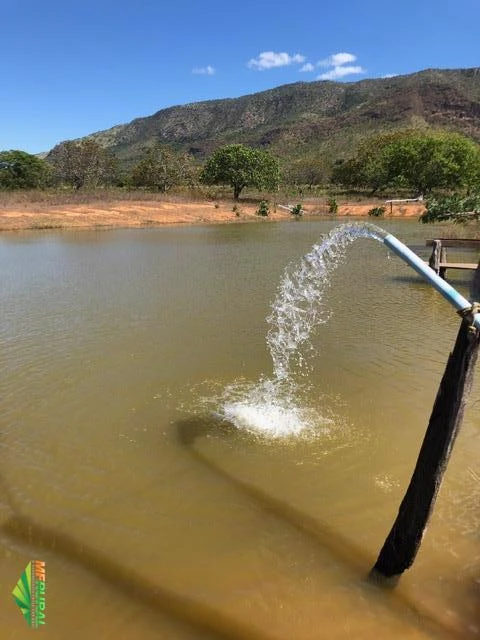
left=317, top=65, right=365, bottom=80
left=299, top=62, right=315, bottom=72
left=192, top=65, right=215, bottom=75
left=318, top=52, right=357, bottom=67
left=315, top=52, right=364, bottom=80
left=383, top=73, right=398, bottom=78
left=247, top=51, right=305, bottom=71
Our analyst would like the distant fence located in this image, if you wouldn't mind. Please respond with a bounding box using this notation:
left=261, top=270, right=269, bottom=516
left=384, top=196, right=424, bottom=214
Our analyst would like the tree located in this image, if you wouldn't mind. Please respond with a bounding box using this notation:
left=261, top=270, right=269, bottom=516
left=284, top=156, right=329, bottom=188
left=129, top=144, right=196, bottom=192
left=0, top=150, right=51, bottom=190
left=48, top=139, right=118, bottom=189
left=385, top=131, right=480, bottom=194
left=331, top=131, right=405, bottom=193
left=420, top=192, right=480, bottom=223
left=200, top=144, right=280, bottom=199
left=331, top=130, right=480, bottom=195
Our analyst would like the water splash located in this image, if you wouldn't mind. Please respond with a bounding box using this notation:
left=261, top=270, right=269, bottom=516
left=219, top=222, right=387, bottom=438
left=221, top=378, right=332, bottom=439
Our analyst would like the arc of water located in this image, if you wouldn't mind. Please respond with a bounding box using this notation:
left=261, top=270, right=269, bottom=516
left=266, top=223, right=387, bottom=381
left=266, top=223, right=480, bottom=383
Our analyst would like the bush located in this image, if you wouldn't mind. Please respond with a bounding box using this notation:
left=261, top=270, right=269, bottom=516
left=368, top=206, right=385, bottom=217
left=256, top=200, right=270, bottom=216
left=327, top=197, right=338, bottom=214
left=291, top=203, right=303, bottom=216
left=420, top=193, right=480, bottom=224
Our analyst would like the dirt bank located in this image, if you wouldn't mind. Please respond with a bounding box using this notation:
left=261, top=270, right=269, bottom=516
left=0, top=199, right=425, bottom=231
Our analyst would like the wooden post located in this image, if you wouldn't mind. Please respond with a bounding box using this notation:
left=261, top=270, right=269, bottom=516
left=472, top=260, right=480, bottom=300
left=428, top=239, right=441, bottom=275
left=439, top=246, right=447, bottom=279
left=373, top=310, right=480, bottom=578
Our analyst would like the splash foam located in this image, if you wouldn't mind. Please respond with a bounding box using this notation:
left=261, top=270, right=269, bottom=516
left=219, top=378, right=330, bottom=439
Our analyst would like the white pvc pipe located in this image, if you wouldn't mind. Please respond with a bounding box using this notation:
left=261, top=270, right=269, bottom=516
left=384, top=233, right=480, bottom=331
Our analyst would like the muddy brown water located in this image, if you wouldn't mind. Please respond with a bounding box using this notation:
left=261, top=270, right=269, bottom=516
left=0, top=219, right=479, bottom=639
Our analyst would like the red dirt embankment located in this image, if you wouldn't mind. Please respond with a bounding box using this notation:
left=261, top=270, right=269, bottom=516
left=0, top=199, right=425, bottom=231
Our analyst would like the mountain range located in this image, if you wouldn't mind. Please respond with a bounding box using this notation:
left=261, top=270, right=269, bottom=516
left=59, top=68, right=480, bottom=168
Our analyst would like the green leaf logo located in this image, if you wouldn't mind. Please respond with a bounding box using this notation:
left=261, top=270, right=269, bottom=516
left=12, top=561, right=33, bottom=627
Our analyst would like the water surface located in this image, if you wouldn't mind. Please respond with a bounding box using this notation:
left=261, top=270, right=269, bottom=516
left=0, top=219, right=479, bottom=639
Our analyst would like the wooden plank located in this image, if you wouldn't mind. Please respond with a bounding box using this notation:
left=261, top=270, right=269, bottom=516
left=438, top=263, right=478, bottom=270
left=426, top=239, right=480, bottom=248
left=423, top=261, right=478, bottom=270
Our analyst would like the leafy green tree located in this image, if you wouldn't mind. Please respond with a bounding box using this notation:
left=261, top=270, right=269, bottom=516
left=48, top=139, right=118, bottom=189
left=385, top=131, right=480, bottom=194
left=0, top=150, right=51, bottom=190
left=129, top=144, right=196, bottom=192
left=200, top=144, right=280, bottom=199
left=332, top=131, right=413, bottom=192
left=331, top=130, right=480, bottom=195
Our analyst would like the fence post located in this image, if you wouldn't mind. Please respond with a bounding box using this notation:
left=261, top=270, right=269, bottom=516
left=428, top=239, right=441, bottom=275
left=439, top=246, right=447, bottom=279
left=373, top=308, right=480, bottom=578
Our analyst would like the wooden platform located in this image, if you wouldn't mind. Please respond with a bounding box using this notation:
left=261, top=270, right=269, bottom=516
left=427, top=238, right=480, bottom=279
left=438, top=262, right=478, bottom=270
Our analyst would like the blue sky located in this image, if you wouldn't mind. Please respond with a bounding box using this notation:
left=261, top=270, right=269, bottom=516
left=2, top=0, right=479, bottom=153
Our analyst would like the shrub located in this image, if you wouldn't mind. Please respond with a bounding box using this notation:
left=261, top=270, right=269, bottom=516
left=420, top=193, right=480, bottom=224
left=368, top=206, right=385, bottom=217
left=327, top=197, right=338, bottom=214
left=291, top=203, right=303, bottom=216
left=256, top=200, right=270, bottom=216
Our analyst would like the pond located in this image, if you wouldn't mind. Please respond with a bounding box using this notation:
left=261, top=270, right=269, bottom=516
left=0, top=219, right=479, bottom=639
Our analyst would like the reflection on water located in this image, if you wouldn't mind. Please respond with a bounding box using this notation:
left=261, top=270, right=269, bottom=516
left=0, top=220, right=479, bottom=639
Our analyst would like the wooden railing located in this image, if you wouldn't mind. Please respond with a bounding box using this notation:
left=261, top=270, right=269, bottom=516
left=426, top=238, right=480, bottom=279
